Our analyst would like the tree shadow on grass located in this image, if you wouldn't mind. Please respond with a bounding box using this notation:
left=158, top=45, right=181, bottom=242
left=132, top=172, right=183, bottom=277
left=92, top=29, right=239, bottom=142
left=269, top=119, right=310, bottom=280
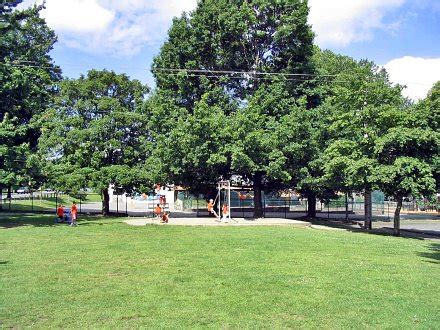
left=299, top=217, right=439, bottom=241
left=417, top=243, right=440, bottom=264
left=0, top=213, right=120, bottom=229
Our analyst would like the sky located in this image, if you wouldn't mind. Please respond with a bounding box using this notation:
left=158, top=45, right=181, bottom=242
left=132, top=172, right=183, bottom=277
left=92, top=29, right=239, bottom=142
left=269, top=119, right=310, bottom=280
left=19, top=0, right=440, bottom=100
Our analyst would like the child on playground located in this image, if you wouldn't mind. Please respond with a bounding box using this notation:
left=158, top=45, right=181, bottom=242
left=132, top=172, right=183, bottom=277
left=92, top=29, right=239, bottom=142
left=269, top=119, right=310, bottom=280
left=154, top=203, right=163, bottom=219
left=57, top=204, right=64, bottom=222
left=70, top=202, right=78, bottom=226
left=222, top=203, right=229, bottom=223
left=161, top=211, right=170, bottom=223
left=207, top=199, right=219, bottom=219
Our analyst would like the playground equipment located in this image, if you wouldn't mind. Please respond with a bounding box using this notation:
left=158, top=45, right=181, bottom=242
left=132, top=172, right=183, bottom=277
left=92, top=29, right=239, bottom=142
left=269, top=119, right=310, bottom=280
left=216, top=180, right=237, bottom=223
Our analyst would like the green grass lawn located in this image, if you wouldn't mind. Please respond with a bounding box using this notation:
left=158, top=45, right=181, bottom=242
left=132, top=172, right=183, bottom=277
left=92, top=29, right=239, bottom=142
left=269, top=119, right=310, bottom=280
left=2, top=193, right=101, bottom=212
left=1, top=214, right=439, bottom=328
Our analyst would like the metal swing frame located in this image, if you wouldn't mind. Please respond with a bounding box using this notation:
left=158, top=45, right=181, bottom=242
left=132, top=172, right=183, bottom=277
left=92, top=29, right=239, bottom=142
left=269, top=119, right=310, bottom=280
left=216, top=180, right=236, bottom=222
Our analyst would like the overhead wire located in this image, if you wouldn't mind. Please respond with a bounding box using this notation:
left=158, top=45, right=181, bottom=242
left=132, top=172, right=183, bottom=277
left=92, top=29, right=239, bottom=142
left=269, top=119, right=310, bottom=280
left=2, top=61, right=436, bottom=86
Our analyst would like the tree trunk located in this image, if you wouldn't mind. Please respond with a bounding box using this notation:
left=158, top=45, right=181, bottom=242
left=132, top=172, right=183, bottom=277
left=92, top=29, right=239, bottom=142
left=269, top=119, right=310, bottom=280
left=345, top=192, right=349, bottom=222
left=0, top=187, right=2, bottom=211
left=364, top=189, right=372, bottom=230
left=307, top=192, right=316, bottom=218
left=7, top=186, right=12, bottom=199
left=253, top=172, right=264, bottom=218
left=393, top=196, right=403, bottom=236
left=102, top=188, right=110, bottom=215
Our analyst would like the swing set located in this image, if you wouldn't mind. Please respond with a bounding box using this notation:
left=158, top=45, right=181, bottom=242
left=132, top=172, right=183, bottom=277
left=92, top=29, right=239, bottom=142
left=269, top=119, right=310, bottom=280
left=212, top=180, right=237, bottom=223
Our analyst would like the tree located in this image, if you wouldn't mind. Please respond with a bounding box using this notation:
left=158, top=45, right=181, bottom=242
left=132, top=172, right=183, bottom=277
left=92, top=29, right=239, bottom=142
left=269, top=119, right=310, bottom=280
left=414, top=81, right=440, bottom=191
left=374, top=129, right=438, bottom=235
left=39, top=70, right=150, bottom=215
left=151, top=0, right=315, bottom=217
left=146, top=88, right=232, bottom=196
left=316, top=55, right=405, bottom=229
left=0, top=1, right=61, bottom=202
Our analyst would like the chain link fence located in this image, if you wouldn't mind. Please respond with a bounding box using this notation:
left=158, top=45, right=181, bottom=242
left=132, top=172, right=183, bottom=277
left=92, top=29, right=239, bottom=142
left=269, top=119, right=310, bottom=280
left=1, top=189, right=438, bottom=222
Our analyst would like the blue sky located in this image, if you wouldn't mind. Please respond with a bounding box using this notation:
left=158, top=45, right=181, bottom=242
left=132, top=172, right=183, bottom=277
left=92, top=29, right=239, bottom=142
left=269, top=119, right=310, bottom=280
left=21, top=0, right=440, bottom=100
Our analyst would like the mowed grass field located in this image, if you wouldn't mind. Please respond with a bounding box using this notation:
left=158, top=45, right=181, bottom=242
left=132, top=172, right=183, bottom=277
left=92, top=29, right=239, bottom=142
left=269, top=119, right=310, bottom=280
left=1, top=214, right=439, bottom=328
left=1, top=193, right=102, bottom=212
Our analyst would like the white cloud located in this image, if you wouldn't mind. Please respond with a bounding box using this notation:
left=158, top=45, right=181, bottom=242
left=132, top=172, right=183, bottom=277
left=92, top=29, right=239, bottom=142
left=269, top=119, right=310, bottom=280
left=24, top=0, right=409, bottom=56
left=22, top=0, right=197, bottom=56
left=42, top=0, right=114, bottom=32
left=308, top=0, right=405, bottom=47
left=384, top=56, right=440, bottom=100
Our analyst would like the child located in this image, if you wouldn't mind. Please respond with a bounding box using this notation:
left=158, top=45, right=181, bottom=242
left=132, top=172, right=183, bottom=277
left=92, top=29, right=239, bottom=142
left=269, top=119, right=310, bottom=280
left=70, top=202, right=78, bottom=226
left=207, top=199, right=219, bottom=219
left=161, top=211, right=170, bottom=223
left=154, top=203, right=162, bottom=219
left=56, top=204, right=64, bottom=223
left=222, top=203, right=229, bottom=223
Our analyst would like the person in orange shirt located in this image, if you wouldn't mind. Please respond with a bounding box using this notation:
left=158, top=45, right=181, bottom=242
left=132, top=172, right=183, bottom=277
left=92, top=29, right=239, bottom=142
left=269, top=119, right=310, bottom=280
left=154, top=203, right=162, bottom=219
left=70, top=202, right=78, bottom=226
left=207, top=199, right=219, bottom=219
left=221, top=203, right=229, bottom=223
left=56, top=204, right=64, bottom=223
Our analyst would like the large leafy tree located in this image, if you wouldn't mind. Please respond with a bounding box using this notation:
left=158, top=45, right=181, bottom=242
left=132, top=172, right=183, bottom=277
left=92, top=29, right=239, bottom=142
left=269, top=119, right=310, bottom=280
left=39, top=70, right=150, bottom=215
left=151, top=0, right=315, bottom=217
left=316, top=51, right=438, bottom=232
left=0, top=1, right=61, bottom=203
left=373, top=127, right=438, bottom=235
left=317, top=56, right=406, bottom=229
left=371, top=82, right=439, bottom=235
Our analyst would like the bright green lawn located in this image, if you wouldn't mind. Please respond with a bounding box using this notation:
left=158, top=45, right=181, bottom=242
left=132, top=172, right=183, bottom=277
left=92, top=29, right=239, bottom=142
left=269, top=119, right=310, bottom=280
left=2, top=193, right=101, bottom=212
left=1, top=214, right=439, bottom=328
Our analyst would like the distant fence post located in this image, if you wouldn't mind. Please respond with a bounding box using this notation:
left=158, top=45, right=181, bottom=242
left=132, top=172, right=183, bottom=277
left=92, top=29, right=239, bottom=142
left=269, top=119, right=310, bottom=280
left=387, top=202, right=390, bottom=222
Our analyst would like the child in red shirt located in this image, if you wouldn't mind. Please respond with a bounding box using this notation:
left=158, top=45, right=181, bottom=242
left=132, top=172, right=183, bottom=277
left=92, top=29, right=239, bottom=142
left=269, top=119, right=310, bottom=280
left=161, top=211, right=169, bottom=223
left=70, top=202, right=78, bottom=226
left=57, top=205, right=64, bottom=222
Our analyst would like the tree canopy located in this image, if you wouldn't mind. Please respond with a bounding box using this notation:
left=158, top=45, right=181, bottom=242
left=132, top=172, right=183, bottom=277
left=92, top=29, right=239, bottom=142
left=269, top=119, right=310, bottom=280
left=0, top=1, right=60, bottom=201
left=151, top=0, right=316, bottom=216
left=39, top=70, right=150, bottom=214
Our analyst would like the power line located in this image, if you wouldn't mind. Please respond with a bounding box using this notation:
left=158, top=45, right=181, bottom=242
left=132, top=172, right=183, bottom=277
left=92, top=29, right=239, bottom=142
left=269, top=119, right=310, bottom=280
left=154, top=72, right=351, bottom=83
left=3, top=61, right=436, bottom=87
left=152, top=67, right=341, bottom=77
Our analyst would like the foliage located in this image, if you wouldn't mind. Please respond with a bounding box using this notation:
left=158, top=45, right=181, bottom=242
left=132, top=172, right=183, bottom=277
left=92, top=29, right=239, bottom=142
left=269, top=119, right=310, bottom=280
left=313, top=51, right=438, bottom=231
left=151, top=0, right=316, bottom=216
left=39, top=70, right=150, bottom=214
left=0, top=1, right=61, bottom=191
